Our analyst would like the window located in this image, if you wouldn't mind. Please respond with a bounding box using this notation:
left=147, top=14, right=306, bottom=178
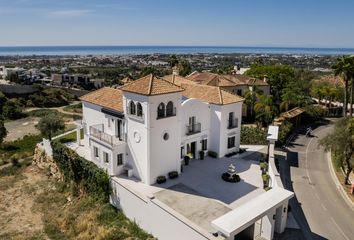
left=228, top=136, right=236, bottom=149
left=103, top=152, right=109, bottom=163
left=129, top=101, right=136, bottom=115
left=137, top=102, right=143, bottom=117
left=94, top=147, right=99, bottom=158
left=236, top=89, right=242, bottom=96
left=201, top=139, right=207, bottom=151
left=180, top=146, right=184, bottom=158
left=157, top=102, right=165, bottom=119
left=117, top=154, right=123, bottom=166
left=166, top=101, right=174, bottom=117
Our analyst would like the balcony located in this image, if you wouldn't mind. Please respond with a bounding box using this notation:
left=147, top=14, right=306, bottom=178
left=89, top=124, right=125, bottom=147
left=228, top=118, right=238, bottom=129
left=186, top=123, right=201, bottom=135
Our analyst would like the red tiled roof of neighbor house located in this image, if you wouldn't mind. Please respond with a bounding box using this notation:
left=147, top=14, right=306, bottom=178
left=120, top=74, right=184, bottom=96
left=181, top=83, right=244, bottom=105
left=186, top=71, right=236, bottom=87
left=162, top=74, right=197, bottom=86
left=223, top=74, right=269, bottom=86
left=80, top=87, right=124, bottom=112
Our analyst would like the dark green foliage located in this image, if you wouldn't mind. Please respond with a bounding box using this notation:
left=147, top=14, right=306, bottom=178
left=36, top=114, right=65, bottom=140
left=51, top=141, right=111, bottom=201
left=29, top=88, right=75, bottom=107
left=278, top=120, right=294, bottom=146
left=156, top=175, right=166, bottom=184
left=168, top=171, right=178, bottom=179
left=208, top=151, right=218, bottom=158
left=3, top=98, right=24, bottom=120
left=303, top=105, right=326, bottom=121
left=240, top=126, right=267, bottom=145
left=0, top=118, right=7, bottom=145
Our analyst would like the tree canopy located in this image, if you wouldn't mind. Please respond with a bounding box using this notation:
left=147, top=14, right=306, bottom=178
left=320, top=117, right=354, bottom=184
left=36, top=114, right=65, bottom=140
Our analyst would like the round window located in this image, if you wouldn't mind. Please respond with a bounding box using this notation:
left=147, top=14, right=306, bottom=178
left=163, top=133, right=169, bottom=141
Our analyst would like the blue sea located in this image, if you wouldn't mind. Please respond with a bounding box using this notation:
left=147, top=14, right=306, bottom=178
left=0, top=46, right=353, bottom=56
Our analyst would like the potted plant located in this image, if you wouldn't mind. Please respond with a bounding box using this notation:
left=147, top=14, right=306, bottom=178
left=199, top=150, right=205, bottom=160
left=260, top=162, right=268, bottom=174
left=184, top=155, right=190, bottom=165
left=168, top=171, right=178, bottom=179
left=156, top=176, right=166, bottom=184
left=262, top=174, right=270, bottom=189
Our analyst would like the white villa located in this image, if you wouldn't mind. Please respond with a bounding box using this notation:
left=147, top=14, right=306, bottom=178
left=72, top=72, right=293, bottom=240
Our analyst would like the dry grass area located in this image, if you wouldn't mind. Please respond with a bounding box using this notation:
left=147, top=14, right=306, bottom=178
left=0, top=164, right=154, bottom=240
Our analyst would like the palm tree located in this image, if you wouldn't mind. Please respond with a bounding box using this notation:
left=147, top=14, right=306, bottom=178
left=254, top=95, right=278, bottom=127
left=332, top=56, right=354, bottom=116
left=243, top=86, right=264, bottom=118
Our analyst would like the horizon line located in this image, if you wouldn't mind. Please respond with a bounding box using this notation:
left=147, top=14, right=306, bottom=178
left=0, top=45, right=354, bottom=50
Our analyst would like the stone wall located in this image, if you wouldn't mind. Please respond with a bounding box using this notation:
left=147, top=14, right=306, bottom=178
left=32, top=144, right=62, bottom=180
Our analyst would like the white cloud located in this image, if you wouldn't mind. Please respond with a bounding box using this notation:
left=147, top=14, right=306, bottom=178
left=47, top=9, right=92, bottom=17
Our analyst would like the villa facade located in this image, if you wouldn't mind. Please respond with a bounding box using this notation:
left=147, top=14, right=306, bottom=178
left=80, top=73, right=243, bottom=184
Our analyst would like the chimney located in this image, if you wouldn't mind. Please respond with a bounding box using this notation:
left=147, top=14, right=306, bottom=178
left=172, top=66, right=179, bottom=76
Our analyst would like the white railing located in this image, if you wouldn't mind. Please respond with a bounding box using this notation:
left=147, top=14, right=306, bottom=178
left=90, top=124, right=125, bottom=146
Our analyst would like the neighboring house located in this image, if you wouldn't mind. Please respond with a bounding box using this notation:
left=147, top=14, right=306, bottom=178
left=51, top=73, right=91, bottom=87
left=80, top=74, right=243, bottom=184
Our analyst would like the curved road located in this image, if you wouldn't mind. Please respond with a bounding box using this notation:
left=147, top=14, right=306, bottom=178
left=283, top=121, right=354, bottom=240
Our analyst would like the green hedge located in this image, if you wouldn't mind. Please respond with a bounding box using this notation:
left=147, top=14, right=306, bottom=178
left=51, top=141, right=110, bottom=202
left=240, top=126, right=267, bottom=145
left=278, top=120, right=294, bottom=146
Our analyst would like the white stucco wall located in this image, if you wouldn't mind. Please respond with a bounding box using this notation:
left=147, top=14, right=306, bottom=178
left=180, top=98, right=210, bottom=159
left=148, top=93, right=181, bottom=184
left=110, top=178, right=214, bottom=240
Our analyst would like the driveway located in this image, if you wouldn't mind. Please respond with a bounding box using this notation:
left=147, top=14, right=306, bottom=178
left=282, top=121, right=354, bottom=240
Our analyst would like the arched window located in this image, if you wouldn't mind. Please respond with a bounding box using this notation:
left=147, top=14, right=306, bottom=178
left=166, top=101, right=174, bottom=117
left=137, top=102, right=143, bottom=117
left=129, top=101, right=136, bottom=115
left=157, top=102, right=165, bottom=119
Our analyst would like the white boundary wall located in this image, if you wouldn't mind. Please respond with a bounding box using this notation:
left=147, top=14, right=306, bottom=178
left=110, top=178, right=216, bottom=240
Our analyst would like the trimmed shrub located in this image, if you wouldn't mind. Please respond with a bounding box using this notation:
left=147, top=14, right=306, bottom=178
left=260, top=162, right=268, bottom=170
left=278, top=120, right=294, bottom=146
left=51, top=141, right=110, bottom=202
left=208, top=151, right=218, bottom=158
left=156, top=176, right=166, bottom=184
left=168, top=171, right=178, bottom=179
left=241, top=126, right=267, bottom=145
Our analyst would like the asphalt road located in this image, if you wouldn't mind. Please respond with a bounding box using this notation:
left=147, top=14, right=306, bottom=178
left=282, top=121, right=354, bottom=240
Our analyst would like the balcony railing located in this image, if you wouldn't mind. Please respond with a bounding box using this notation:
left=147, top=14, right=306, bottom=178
left=186, top=123, right=201, bottom=135
left=228, top=118, right=238, bottom=129
left=89, top=124, right=124, bottom=146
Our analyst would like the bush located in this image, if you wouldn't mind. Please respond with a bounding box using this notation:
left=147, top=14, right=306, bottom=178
left=208, top=151, right=218, bottom=158
left=168, top=171, right=178, bottom=179
left=303, top=105, right=326, bottom=122
left=51, top=141, right=111, bottom=202
left=278, top=120, right=294, bottom=146
left=10, top=155, right=19, bottom=167
left=241, top=126, right=267, bottom=145
left=156, top=176, right=166, bottom=184
left=221, top=172, right=241, bottom=183
left=260, top=162, right=268, bottom=171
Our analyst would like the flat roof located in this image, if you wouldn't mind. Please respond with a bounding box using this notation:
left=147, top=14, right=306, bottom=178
left=267, top=126, right=279, bottom=141
left=211, top=187, right=293, bottom=237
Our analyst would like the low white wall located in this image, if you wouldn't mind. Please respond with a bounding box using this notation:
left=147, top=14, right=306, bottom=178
left=110, top=178, right=215, bottom=240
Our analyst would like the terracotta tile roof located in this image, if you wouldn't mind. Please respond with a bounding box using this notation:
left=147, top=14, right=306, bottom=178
left=223, top=74, right=268, bottom=86
left=80, top=87, right=123, bottom=112
left=162, top=74, right=197, bottom=86
left=181, top=83, right=244, bottom=105
left=120, top=74, right=184, bottom=96
left=186, top=72, right=236, bottom=87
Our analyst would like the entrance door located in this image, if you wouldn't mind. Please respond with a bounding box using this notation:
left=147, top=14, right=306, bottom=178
left=190, top=141, right=196, bottom=159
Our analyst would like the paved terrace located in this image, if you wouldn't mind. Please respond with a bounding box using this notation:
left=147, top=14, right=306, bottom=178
left=114, top=147, right=267, bottom=234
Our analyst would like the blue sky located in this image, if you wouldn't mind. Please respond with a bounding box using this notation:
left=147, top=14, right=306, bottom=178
left=1, top=0, right=354, bottom=47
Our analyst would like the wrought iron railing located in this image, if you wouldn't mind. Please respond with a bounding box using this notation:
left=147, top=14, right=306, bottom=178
left=186, top=123, right=201, bottom=135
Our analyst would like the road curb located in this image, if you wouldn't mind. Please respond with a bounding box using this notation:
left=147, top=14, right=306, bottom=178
left=326, top=151, right=354, bottom=211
